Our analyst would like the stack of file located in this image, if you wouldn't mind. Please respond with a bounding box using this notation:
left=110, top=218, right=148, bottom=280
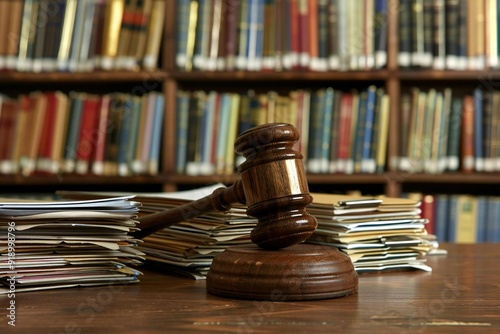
left=306, top=193, right=438, bottom=272
left=59, top=184, right=256, bottom=280
left=133, top=185, right=256, bottom=279
left=0, top=196, right=144, bottom=293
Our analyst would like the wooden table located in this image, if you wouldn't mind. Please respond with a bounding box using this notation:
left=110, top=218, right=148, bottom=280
left=2, top=243, right=499, bottom=333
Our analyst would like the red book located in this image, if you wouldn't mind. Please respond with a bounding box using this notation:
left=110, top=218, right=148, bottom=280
left=92, top=94, right=110, bottom=175
left=0, top=98, right=18, bottom=173
left=297, top=0, right=309, bottom=69
left=308, top=0, right=318, bottom=69
left=337, top=93, right=353, bottom=173
left=76, top=95, right=100, bottom=174
left=224, top=0, right=239, bottom=70
left=461, top=95, right=474, bottom=173
left=421, top=194, right=436, bottom=235
left=289, top=0, right=299, bottom=69
left=36, top=92, right=57, bottom=174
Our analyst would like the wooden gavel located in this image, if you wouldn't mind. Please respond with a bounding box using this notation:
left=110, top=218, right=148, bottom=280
left=133, top=122, right=317, bottom=249
left=133, top=123, right=358, bottom=301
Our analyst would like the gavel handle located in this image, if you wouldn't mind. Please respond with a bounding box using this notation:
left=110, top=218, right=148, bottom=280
left=131, top=180, right=245, bottom=239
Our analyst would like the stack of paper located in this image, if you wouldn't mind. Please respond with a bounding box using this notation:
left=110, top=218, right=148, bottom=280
left=306, top=193, right=438, bottom=272
left=58, top=184, right=256, bottom=279
left=0, top=196, right=144, bottom=293
left=132, top=185, right=256, bottom=279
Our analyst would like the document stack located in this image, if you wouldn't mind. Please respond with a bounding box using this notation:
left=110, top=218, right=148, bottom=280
left=306, top=193, right=438, bottom=272
left=110, top=184, right=255, bottom=279
left=0, top=196, right=144, bottom=293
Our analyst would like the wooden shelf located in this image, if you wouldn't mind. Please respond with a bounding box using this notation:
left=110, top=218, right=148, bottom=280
left=0, top=70, right=168, bottom=83
left=397, top=70, right=500, bottom=81
left=171, top=70, right=390, bottom=82
left=0, top=175, right=169, bottom=186
left=394, top=173, right=500, bottom=184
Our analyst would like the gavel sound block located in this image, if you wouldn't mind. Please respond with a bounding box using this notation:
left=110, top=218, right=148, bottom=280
left=133, top=123, right=358, bottom=300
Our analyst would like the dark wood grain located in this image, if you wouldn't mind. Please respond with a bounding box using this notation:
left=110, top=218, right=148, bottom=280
left=3, top=243, right=499, bottom=334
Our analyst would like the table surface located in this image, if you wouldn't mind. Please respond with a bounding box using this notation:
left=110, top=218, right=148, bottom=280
left=2, top=243, right=499, bottom=334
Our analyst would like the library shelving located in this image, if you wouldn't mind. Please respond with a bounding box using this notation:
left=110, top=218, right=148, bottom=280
left=2, top=0, right=500, bottom=201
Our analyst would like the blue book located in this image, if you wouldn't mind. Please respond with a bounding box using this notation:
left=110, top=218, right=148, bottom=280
left=374, top=0, right=388, bottom=68
left=193, top=0, right=211, bottom=69
left=486, top=196, right=500, bottom=242
left=126, top=97, right=142, bottom=171
left=485, top=197, right=496, bottom=242
left=475, top=196, right=488, bottom=243
left=199, top=91, right=215, bottom=174
left=64, top=94, right=84, bottom=171
left=361, top=86, right=377, bottom=173
left=447, top=195, right=458, bottom=242
left=473, top=88, right=483, bottom=171
left=148, top=93, right=165, bottom=175
left=215, top=93, right=231, bottom=173
left=117, top=96, right=133, bottom=176
left=353, top=91, right=367, bottom=173
left=247, top=0, right=264, bottom=70
left=446, top=97, right=463, bottom=171
left=435, top=194, right=449, bottom=242
left=320, top=88, right=335, bottom=173
left=307, top=90, right=326, bottom=173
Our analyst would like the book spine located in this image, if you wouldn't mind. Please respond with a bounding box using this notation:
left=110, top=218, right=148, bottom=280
left=92, top=95, right=110, bottom=175
left=320, top=88, right=334, bottom=173
left=361, top=85, right=377, bottom=173
left=175, top=92, right=190, bottom=174
left=445, top=0, right=460, bottom=69
left=376, top=91, right=390, bottom=173
left=76, top=95, right=100, bottom=175
left=336, top=93, right=353, bottom=173
left=432, top=0, right=446, bottom=69
left=306, top=90, right=324, bottom=173
left=473, top=88, right=484, bottom=171
left=461, top=95, right=475, bottom=173
left=434, top=194, right=449, bottom=242
left=147, top=93, right=164, bottom=175
left=374, top=0, right=387, bottom=68
left=4, top=1, right=23, bottom=70
left=447, top=97, right=463, bottom=171
left=100, top=0, right=125, bottom=70
left=398, top=0, right=412, bottom=67
left=35, top=92, right=57, bottom=173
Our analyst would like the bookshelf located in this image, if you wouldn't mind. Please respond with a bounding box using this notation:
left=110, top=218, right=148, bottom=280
left=2, top=0, right=500, bottom=205
left=161, top=0, right=500, bottom=202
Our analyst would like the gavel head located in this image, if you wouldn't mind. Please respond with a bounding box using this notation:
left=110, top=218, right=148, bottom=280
left=234, top=123, right=317, bottom=250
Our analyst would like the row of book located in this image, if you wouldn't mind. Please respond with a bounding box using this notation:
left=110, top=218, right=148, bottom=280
left=73, top=184, right=435, bottom=279
left=412, top=193, right=500, bottom=243
left=0, top=195, right=143, bottom=293
left=0, top=0, right=165, bottom=72
left=398, top=0, right=500, bottom=70
left=176, top=86, right=390, bottom=176
left=0, top=91, right=164, bottom=177
left=397, top=87, right=500, bottom=174
left=176, top=0, right=388, bottom=72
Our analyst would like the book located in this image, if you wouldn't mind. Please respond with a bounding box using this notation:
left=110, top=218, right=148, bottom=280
left=100, top=0, right=125, bottom=69
left=92, top=95, right=111, bottom=175
left=57, top=0, right=78, bottom=71
left=63, top=93, right=85, bottom=173
left=76, top=95, right=101, bottom=175
left=147, top=93, right=165, bottom=175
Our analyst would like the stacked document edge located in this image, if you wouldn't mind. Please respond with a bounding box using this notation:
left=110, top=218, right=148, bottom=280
left=0, top=196, right=144, bottom=293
